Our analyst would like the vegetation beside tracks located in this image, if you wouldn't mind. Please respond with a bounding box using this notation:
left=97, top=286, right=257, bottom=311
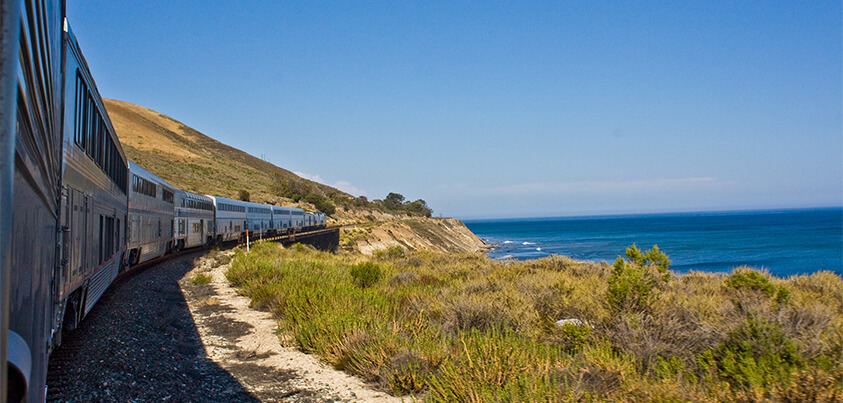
left=226, top=242, right=843, bottom=401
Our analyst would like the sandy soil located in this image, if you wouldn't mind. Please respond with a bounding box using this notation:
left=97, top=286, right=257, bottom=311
left=182, top=252, right=402, bottom=402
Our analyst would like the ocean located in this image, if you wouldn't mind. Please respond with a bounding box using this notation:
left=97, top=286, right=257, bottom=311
left=463, top=208, right=843, bottom=277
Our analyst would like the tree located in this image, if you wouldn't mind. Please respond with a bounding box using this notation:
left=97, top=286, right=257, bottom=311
left=238, top=189, right=250, bottom=202
left=273, top=178, right=312, bottom=202
left=304, top=193, right=336, bottom=216
left=384, top=192, right=405, bottom=211
left=405, top=199, right=433, bottom=217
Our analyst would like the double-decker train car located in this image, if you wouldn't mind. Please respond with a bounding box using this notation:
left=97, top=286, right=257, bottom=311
left=4, top=2, right=65, bottom=400
left=58, top=21, right=130, bottom=339
left=2, top=3, right=133, bottom=400
left=207, top=196, right=247, bottom=243
left=126, top=161, right=175, bottom=266
left=303, top=212, right=315, bottom=231
left=302, top=212, right=328, bottom=231
left=245, top=201, right=272, bottom=238
left=291, top=208, right=305, bottom=230
left=173, top=189, right=214, bottom=250
left=270, top=205, right=294, bottom=235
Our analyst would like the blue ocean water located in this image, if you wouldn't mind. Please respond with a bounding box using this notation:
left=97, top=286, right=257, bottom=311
left=463, top=208, right=843, bottom=277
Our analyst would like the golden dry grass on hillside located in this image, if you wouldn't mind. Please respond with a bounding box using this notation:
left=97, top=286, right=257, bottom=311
left=104, top=98, right=343, bottom=206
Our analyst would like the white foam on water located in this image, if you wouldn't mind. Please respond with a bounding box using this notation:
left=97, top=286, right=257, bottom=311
left=503, top=240, right=514, bottom=244
left=522, top=242, right=535, bottom=245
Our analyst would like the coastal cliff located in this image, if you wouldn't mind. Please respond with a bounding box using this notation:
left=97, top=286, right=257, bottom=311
left=341, top=217, right=489, bottom=255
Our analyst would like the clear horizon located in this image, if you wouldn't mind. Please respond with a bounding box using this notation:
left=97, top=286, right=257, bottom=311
left=460, top=205, right=843, bottom=222
left=68, top=2, right=842, bottom=218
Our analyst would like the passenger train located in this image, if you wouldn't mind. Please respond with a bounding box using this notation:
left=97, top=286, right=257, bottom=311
left=0, top=1, right=325, bottom=401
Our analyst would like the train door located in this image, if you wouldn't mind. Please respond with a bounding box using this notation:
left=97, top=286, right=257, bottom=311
left=67, top=189, right=86, bottom=282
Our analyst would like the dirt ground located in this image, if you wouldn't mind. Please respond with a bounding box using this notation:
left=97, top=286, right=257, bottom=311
left=46, top=250, right=401, bottom=402
left=181, top=251, right=401, bottom=402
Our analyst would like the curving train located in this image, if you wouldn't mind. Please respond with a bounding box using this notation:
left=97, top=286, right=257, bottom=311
left=1, top=1, right=324, bottom=401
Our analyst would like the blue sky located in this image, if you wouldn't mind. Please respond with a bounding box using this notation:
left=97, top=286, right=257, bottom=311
left=68, top=1, right=841, bottom=219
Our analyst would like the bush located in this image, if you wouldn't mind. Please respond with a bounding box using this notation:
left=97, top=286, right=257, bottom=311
left=556, top=321, right=592, bottom=352
left=350, top=262, right=383, bottom=288
left=237, top=189, right=250, bottom=202
left=699, top=318, right=803, bottom=391
left=191, top=272, right=211, bottom=285
left=727, top=268, right=776, bottom=296
left=607, top=245, right=671, bottom=312
left=303, top=193, right=336, bottom=216
left=727, top=268, right=791, bottom=304
left=375, top=245, right=404, bottom=259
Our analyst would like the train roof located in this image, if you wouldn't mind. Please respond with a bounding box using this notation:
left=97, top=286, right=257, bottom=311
left=205, top=195, right=249, bottom=206
left=174, top=188, right=212, bottom=202
left=128, top=160, right=174, bottom=189
left=271, top=205, right=303, bottom=213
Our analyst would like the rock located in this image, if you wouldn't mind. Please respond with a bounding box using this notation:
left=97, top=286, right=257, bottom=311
left=555, top=318, right=591, bottom=328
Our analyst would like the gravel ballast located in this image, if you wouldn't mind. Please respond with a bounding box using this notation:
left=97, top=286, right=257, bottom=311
left=45, top=249, right=392, bottom=402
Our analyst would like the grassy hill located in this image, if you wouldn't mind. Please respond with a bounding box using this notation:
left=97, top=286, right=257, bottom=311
left=105, top=99, right=489, bottom=253
left=104, top=98, right=344, bottom=207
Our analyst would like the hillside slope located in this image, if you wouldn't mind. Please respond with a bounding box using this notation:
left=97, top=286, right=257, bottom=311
left=104, top=99, right=342, bottom=206
left=105, top=99, right=488, bottom=254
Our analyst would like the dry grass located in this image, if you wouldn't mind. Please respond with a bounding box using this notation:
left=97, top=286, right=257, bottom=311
left=226, top=242, right=843, bottom=401
left=105, top=98, right=345, bottom=207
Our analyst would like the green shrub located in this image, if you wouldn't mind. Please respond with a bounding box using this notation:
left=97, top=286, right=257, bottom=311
left=558, top=322, right=592, bottom=352
left=775, top=285, right=791, bottom=304
left=607, top=245, right=671, bottom=312
left=700, top=318, right=803, bottom=391
left=304, top=193, right=336, bottom=216
left=350, top=262, right=383, bottom=288
left=375, top=245, right=404, bottom=259
left=191, top=272, right=211, bottom=285
left=726, top=268, right=776, bottom=297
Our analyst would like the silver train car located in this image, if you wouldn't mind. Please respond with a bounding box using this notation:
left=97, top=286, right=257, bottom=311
left=58, top=21, right=130, bottom=337
left=291, top=208, right=305, bottom=230
left=303, top=212, right=328, bottom=231
left=3, top=2, right=131, bottom=400
left=245, top=201, right=273, bottom=239
left=173, top=190, right=214, bottom=250
left=4, top=2, right=65, bottom=400
left=126, top=161, right=175, bottom=266
left=207, top=196, right=247, bottom=243
left=270, top=205, right=296, bottom=235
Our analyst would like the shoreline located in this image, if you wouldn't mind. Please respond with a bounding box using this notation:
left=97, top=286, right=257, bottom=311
left=466, top=208, right=843, bottom=277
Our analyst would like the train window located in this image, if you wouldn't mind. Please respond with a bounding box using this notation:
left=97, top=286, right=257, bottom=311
left=94, top=119, right=101, bottom=167
left=102, top=132, right=109, bottom=173
left=85, top=94, right=94, bottom=157
left=75, top=73, right=87, bottom=147
left=106, top=216, right=114, bottom=261
left=82, top=91, right=90, bottom=150
left=99, top=216, right=104, bottom=264
left=163, top=189, right=174, bottom=204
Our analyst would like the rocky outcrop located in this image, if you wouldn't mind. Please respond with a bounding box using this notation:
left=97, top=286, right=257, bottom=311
left=342, top=218, right=490, bottom=255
